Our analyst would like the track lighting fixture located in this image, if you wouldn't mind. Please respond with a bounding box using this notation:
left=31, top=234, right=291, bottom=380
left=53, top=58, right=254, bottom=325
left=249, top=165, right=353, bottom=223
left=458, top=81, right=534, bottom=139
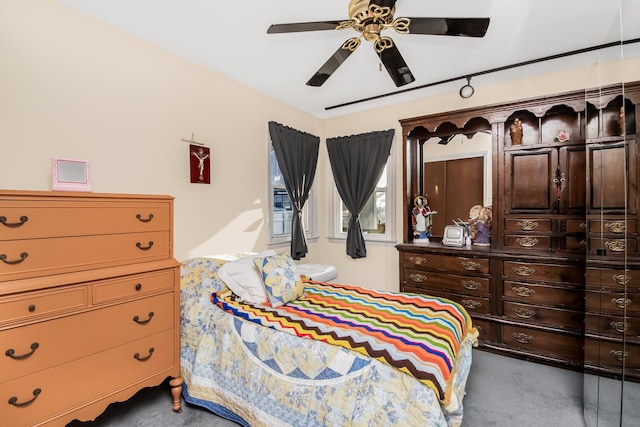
left=459, top=77, right=475, bottom=99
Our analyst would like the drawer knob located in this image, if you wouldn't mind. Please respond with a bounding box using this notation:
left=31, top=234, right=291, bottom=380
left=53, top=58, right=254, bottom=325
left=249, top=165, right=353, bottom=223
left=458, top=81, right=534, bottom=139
left=612, top=274, right=630, bottom=285
left=461, top=261, right=481, bottom=271
left=409, top=256, right=427, bottom=266
left=133, top=312, right=155, bottom=325
left=513, top=266, right=535, bottom=276
left=610, top=321, right=630, bottom=334
left=512, top=286, right=535, bottom=297
left=605, top=222, right=626, bottom=234
left=134, top=347, right=155, bottom=361
left=136, top=213, right=154, bottom=223
left=8, top=388, right=41, bottom=407
left=611, top=297, right=631, bottom=309
left=517, top=220, right=538, bottom=231
left=28, top=304, right=36, bottom=312
left=604, top=240, right=626, bottom=252
left=461, top=299, right=482, bottom=310
left=5, top=342, right=39, bottom=359
left=136, top=241, right=154, bottom=251
left=462, top=280, right=481, bottom=290
left=512, top=332, right=534, bottom=345
left=610, top=350, right=628, bottom=362
left=409, top=273, right=427, bottom=283
left=513, top=308, right=536, bottom=319
left=516, top=237, right=538, bottom=248
left=0, top=252, right=29, bottom=265
left=0, top=215, right=29, bottom=228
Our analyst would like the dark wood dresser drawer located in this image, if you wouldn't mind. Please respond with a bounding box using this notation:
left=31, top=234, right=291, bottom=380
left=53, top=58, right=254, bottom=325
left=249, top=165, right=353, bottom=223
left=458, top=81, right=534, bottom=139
left=503, top=234, right=552, bottom=251
left=585, top=267, right=638, bottom=292
left=503, top=301, right=583, bottom=331
left=503, top=281, right=583, bottom=307
left=504, top=218, right=552, bottom=232
left=403, top=269, right=489, bottom=295
left=503, top=261, right=584, bottom=285
left=400, top=251, right=489, bottom=274
left=585, top=338, right=640, bottom=371
left=402, top=287, right=490, bottom=315
left=585, top=290, right=640, bottom=316
left=502, top=324, right=583, bottom=362
left=585, top=313, right=640, bottom=341
left=588, top=219, right=637, bottom=235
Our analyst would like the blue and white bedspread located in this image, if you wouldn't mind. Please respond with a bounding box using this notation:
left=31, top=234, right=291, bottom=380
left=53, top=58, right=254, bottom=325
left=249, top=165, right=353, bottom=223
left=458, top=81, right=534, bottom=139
left=180, top=257, right=474, bottom=427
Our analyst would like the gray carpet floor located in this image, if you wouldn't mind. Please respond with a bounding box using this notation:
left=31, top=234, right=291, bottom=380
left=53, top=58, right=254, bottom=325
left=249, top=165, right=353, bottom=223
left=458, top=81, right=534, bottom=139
left=67, top=349, right=638, bottom=427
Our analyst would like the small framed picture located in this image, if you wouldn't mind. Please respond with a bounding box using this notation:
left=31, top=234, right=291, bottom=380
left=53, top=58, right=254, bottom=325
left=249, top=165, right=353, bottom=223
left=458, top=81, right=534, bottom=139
left=51, top=158, right=92, bottom=192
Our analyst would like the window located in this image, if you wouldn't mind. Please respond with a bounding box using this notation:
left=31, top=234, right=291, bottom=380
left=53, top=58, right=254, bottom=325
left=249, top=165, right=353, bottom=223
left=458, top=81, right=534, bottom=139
left=331, top=143, right=396, bottom=243
left=268, top=146, right=317, bottom=244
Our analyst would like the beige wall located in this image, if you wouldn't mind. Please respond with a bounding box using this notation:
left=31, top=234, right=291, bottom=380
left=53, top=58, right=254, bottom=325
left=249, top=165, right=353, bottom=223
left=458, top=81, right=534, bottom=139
left=2, top=1, right=639, bottom=292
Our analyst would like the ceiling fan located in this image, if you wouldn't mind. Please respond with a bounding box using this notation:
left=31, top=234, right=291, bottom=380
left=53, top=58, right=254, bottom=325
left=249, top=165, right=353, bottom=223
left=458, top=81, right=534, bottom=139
left=267, top=0, right=490, bottom=87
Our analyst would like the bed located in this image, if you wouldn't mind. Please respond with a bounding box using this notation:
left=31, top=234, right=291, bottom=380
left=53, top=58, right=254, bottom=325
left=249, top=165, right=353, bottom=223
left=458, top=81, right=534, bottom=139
left=179, top=254, right=478, bottom=427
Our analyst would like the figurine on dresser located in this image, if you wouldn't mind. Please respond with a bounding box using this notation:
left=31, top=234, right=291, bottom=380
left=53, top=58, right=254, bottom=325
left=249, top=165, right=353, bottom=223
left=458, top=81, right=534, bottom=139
left=469, top=205, right=492, bottom=246
left=412, top=195, right=437, bottom=240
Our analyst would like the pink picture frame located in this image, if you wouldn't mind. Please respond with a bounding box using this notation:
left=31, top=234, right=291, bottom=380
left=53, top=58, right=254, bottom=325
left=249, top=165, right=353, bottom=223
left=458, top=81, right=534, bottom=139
left=51, top=157, right=92, bottom=192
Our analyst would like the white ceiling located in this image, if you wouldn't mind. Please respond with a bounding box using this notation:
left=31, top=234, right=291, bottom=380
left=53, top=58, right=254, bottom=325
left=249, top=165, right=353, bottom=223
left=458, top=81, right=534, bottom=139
left=55, top=0, right=640, bottom=119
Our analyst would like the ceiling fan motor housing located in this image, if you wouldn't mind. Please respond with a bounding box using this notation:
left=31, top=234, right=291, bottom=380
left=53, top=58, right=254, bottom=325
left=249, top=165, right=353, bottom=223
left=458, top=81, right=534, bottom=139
left=349, top=0, right=395, bottom=40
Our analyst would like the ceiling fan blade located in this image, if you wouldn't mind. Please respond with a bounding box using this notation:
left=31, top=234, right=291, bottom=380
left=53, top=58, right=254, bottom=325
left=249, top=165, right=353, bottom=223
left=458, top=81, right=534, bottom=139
left=267, top=21, right=345, bottom=34
left=377, top=41, right=415, bottom=87
left=404, top=17, right=490, bottom=37
left=307, top=40, right=359, bottom=87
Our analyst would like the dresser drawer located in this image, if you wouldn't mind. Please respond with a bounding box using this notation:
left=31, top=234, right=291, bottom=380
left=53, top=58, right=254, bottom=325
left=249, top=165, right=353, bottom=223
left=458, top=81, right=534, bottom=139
left=588, top=219, right=637, bottom=235
left=0, top=286, right=86, bottom=325
left=1, top=329, right=175, bottom=427
left=472, top=318, right=492, bottom=342
left=403, top=269, right=489, bottom=296
left=400, top=252, right=489, bottom=274
left=0, top=292, right=174, bottom=383
left=588, top=237, right=637, bottom=256
left=93, top=269, right=176, bottom=304
left=503, top=234, right=552, bottom=251
left=563, top=219, right=588, bottom=233
left=503, top=281, right=583, bottom=307
left=584, top=338, right=640, bottom=371
left=585, top=290, right=640, bottom=316
left=403, top=287, right=490, bottom=315
left=503, top=301, right=583, bottom=331
left=0, top=231, right=170, bottom=281
left=0, top=200, right=170, bottom=240
left=503, top=261, right=584, bottom=285
left=585, top=313, right=640, bottom=341
left=502, top=324, right=583, bottom=362
left=585, top=267, right=638, bottom=292
left=504, top=218, right=552, bottom=232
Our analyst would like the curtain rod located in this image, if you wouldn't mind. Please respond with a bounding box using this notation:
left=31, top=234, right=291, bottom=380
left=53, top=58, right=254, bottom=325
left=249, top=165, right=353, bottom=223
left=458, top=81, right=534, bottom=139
left=325, top=37, right=640, bottom=111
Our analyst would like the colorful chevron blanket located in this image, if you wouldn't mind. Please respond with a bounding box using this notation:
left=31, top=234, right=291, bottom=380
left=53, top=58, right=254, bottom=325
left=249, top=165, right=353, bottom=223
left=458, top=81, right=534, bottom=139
left=211, top=281, right=477, bottom=404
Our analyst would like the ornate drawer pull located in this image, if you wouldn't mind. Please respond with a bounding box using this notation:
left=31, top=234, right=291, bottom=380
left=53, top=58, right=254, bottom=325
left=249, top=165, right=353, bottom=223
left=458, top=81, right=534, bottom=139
left=610, top=321, right=630, bottom=333
left=604, top=240, right=625, bottom=252
left=409, top=256, right=427, bottom=266
left=462, top=280, right=480, bottom=290
left=0, top=215, right=28, bottom=228
left=0, top=252, right=29, bottom=265
left=461, top=299, right=482, bottom=310
left=133, top=312, right=154, bottom=324
left=612, top=274, right=630, bottom=285
left=513, top=308, right=536, bottom=319
left=513, top=266, right=535, bottom=276
left=610, top=350, right=628, bottom=362
left=605, top=222, right=626, bottom=234
left=5, top=342, right=39, bottom=359
left=136, top=241, right=154, bottom=250
left=611, top=297, right=631, bottom=309
left=461, top=261, right=481, bottom=271
left=136, top=213, right=154, bottom=223
left=512, top=332, right=534, bottom=344
left=8, top=388, right=41, bottom=407
left=409, top=273, right=427, bottom=283
left=517, top=220, right=538, bottom=231
left=512, top=286, right=535, bottom=297
left=516, top=237, right=539, bottom=248
left=134, top=347, right=155, bottom=361
left=579, top=223, right=587, bottom=230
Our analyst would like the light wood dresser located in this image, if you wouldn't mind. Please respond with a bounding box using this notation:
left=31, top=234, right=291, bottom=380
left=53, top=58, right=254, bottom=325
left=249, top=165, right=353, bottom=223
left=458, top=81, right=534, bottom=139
left=0, top=190, right=182, bottom=426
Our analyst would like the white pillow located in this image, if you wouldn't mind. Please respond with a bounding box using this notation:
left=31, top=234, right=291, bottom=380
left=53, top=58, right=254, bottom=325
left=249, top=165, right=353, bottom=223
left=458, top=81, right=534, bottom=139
left=217, top=250, right=275, bottom=304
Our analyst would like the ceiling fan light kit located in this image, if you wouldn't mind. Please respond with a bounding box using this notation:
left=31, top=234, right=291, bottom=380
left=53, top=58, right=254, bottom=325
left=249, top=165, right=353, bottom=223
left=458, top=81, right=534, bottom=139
left=267, top=0, right=490, bottom=88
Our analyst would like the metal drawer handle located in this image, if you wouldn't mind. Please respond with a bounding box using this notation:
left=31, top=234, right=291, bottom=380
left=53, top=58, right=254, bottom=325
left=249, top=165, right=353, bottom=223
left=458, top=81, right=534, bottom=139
left=604, top=240, right=626, bottom=252
left=516, top=237, right=539, bottom=248
left=605, top=222, right=626, bottom=234
left=513, top=266, right=535, bottom=276
left=461, top=261, right=481, bottom=271
left=133, top=312, right=154, bottom=325
left=136, top=241, right=154, bottom=250
left=0, top=252, right=28, bottom=265
left=5, top=342, right=39, bottom=359
left=610, top=321, right=630, bottom=334
left=517, top=220, right=538, bottom=231
left=136, top=213, right=154, bottom=223
left=409, top=273, right=427, bottom=283
left=513, top=308, right=536, bottom=319
left=462, top=280, right=481, bottom=290
left=579, top=222, right=587, bottom=230
left=461, top=299, right=482, bottom=310
left=512, top=286, right=535, bottom=297
left=611, top=297, right=631, bottom=309
left=612, top=274, right=630, bottom=285
left=610, top=350, right=628, bottom=362
left=0, top=215, right=28, bottom=228
left=409, top=256, right=426, bottom=266
left=8, top=388, right=41, bottom=407
left=134, top=347, right=155, bottom=361
left=512, top=332, right=534, bottom=344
